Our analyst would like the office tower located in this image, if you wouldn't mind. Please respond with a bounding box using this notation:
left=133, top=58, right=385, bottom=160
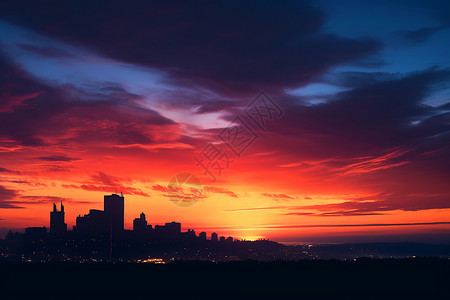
left=50, top=202, right=67, bottom=234
left=165, top=221, right=181, bottom=237
left=199, top=231, right=207, bottom=240
left=133, top=212, right=148, bottom=232
left=75, top=209, right=107, bottom=234
left=211, top=232, right=218, bottom=242
left=104, top=193, right=125, bottom=234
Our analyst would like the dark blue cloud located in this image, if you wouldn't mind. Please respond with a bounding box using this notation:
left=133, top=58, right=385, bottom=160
left=0, top=54, right=176, bottom=147
left=0, top=0, right=382, bottom=94
left=396, top=25, right=449, bottom=45
left=16, top=43, right=75, bottom=58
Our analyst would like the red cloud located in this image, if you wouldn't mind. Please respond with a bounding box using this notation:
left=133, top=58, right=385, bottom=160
left=204, top=186, right=238, bottom=198
left=261, top=193, right=294, bottom=200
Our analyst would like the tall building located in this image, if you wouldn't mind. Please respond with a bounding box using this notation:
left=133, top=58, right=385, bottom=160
left=75, top=209, right=107, bottom=234
left=133, top=212, right=148, bottom=232
left=211, top=232, right=218, bottom=242
left=50, top=202, right=67, bottom=234
left=104, top=193, right=125, bottom=234
left=165, top=221, right=181, bottom=236
left=199, top=231, right=207, bottom=240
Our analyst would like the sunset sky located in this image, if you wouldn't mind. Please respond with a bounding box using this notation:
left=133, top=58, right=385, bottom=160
left=1, top=0, right=449, bottom=243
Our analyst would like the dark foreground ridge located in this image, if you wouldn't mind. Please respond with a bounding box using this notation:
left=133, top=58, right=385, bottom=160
left=1, top=258, right=449, bottom=299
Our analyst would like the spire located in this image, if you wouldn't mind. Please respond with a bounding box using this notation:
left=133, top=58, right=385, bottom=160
left=53, top=203, right=57, bottom=212
left=60, top=201, right=64, bottom=213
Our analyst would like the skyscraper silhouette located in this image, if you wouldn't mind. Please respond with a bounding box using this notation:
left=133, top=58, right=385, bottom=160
left=104, top=193, right=125, bottom=234
left=75, top=209, right=107, bottom=233
left=133, top=212, right=148, bottom=232
left=50, top=202, right=67, bottom=234
left=165, top=221, right=181, bottom=237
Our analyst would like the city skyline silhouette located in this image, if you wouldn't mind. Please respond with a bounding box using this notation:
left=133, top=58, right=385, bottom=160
left=1, top=1, right=450, bottom=298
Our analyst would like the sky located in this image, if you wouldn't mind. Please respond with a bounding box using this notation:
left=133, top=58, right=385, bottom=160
left=0, top=0, right=449, bottom=244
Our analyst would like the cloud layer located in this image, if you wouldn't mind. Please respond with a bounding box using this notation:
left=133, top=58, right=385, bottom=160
left=0, top=0, right=449, bottom=242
